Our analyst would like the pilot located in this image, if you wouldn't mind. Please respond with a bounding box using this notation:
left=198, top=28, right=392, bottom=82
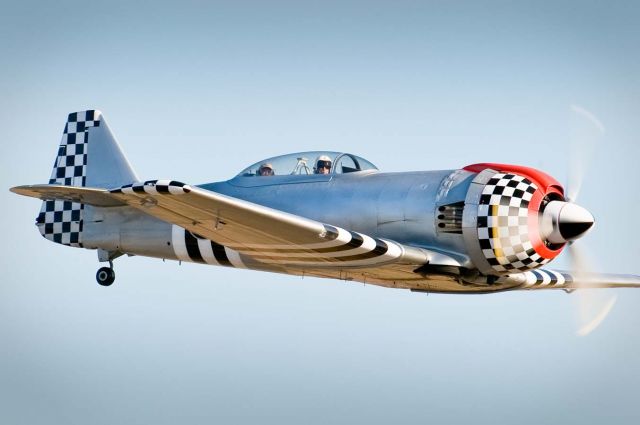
left=314, top=155, right=332, bottom=174
left=257, top=163, right=275, bottom=176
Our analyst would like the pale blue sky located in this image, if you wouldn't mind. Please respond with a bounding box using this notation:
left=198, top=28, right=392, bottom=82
left=1, top=1, right=639, bottom=424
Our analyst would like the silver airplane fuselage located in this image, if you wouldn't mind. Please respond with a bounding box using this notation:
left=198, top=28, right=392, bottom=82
left=81, top=169, right=473, bottom=269
left=207, top=169, right=472, bottom=251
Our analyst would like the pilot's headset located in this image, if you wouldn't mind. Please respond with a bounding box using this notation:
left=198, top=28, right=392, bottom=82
left=314, top=155, right=332, bottom=174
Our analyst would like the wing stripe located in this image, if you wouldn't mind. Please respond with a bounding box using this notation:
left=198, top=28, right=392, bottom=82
left=339, top=238, right=388, bottom=261
left=235, top=231, right=370, bottom=257
left=531, top=270, right=545, bottom=285
left=110, top=180, right=190, bottom=195
left=506, top=268, right=640, bottom=290
left=546, top=269, right=564, bottom=286
left=244, top=230, right=364, bottom=254
left=310, top=231, right=364, bottom=253
left=243, top=231, right=389, bottom=263
left=245, top=238, right=392, bottom=265
left=225, top=224, right=349, bottom=250
left=323, top=224, right=340, bottom=240
left=524, top=271, right=538, bottom=286
left=517, top=269, right=565, bottom=288
left=539, top=270, right=552, bottom=286
left=156, top=183, right=170, bottom=193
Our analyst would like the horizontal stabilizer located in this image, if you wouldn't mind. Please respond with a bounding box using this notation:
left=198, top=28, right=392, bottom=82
left=11, top=184, right=125, bottom=207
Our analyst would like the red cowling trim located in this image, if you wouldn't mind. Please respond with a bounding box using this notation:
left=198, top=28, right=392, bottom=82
left=527, top=188, right=565, bottom=258
left=463, top=163, right=564, bottom=196
left=465, top=162, right=566, bottom=260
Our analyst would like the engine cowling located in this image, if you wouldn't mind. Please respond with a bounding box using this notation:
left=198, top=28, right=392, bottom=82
left=461, top=163, right=593, bottom=276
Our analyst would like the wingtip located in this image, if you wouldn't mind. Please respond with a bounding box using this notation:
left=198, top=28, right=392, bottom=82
left=10, top=185, right=37, bottom=196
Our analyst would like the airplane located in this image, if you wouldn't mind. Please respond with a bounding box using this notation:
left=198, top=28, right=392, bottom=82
left=10, top=110, right=640, bottom=295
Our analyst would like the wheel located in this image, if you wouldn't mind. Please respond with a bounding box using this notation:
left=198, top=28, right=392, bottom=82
left=96, top=267, right=115, bottom=286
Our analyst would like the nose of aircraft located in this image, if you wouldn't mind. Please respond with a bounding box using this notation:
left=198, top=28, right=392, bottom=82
left=540, top=201, right=595, bottom=244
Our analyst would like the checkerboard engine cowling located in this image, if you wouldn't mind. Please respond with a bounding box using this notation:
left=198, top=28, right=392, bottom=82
left=37, top=111, right=101, bottom=247
left=477, top=173, right=550, bottom=273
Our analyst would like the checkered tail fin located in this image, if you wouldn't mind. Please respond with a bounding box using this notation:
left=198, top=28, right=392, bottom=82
left=36, top=110, right=138, bottom=247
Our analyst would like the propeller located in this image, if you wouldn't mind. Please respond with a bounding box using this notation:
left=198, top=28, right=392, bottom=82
left=563, top=105, right=615, bottom=336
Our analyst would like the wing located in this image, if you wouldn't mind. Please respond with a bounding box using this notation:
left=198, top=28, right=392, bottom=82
left=498, top=269, right=640, bottom=290
left=12, top=181, right=466, bottom=287
left=22, top=181, right=635, bottom=292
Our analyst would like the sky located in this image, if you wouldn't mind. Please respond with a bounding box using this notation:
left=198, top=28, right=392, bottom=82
left=1, top=1, right=639, bottom=424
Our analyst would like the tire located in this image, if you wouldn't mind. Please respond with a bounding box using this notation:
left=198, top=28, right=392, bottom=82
left=96, top=267, right=115, bottom=286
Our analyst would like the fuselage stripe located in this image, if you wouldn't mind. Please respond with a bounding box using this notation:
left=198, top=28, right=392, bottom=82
left=184, top=231, right=205, bottom=263
left=225, top=248, right=246, bottom=268
left=212, top=241, right=232, bottom=267
left=171, top=225, right=191, bottom=262
left=197, top=237, right=219, bottom=265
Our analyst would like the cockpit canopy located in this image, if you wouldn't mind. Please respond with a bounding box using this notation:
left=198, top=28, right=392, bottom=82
left=236, top=151, right=379, bottom=177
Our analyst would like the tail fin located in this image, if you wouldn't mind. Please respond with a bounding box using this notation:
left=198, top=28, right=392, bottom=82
left=36, top=110, right=138, bottom=247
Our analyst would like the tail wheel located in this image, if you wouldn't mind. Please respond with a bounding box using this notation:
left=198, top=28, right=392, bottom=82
left=96, top=267, right=115, bottom=286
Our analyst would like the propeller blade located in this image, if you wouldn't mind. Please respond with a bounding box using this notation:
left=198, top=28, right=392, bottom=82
left=566, top=105, right=604, bottom=202
left=567, top=242, right=617, bottom=336
left=576, top=294, right=617, bottom=337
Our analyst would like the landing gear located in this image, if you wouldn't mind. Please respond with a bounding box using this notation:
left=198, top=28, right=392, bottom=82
left=96, top=252, right=120, bottom=287
left=96, top=266, right=115, bottom=286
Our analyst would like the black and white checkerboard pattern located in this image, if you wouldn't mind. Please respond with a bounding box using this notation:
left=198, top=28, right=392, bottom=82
left=109, top=179, right=191, bottom=195
left=477, top=173, right=550, bottom=273
left=37, top=111, right=101, bottom=247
